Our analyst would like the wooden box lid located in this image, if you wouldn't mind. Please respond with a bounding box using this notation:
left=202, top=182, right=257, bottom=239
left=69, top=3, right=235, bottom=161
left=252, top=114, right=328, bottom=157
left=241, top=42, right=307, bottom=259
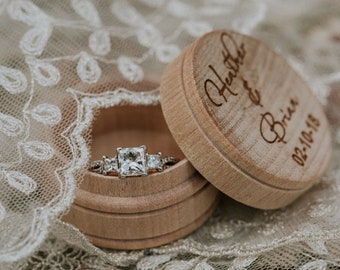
left=160, top=30, right=332, bottom=209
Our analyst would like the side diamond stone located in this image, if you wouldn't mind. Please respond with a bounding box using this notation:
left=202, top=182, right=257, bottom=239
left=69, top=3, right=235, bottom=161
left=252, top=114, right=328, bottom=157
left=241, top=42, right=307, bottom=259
left=147, top=153, right=162, bottom=171
left=117, top=146, right=147, bottom=177
left=102, top=156, right=117, bottom=175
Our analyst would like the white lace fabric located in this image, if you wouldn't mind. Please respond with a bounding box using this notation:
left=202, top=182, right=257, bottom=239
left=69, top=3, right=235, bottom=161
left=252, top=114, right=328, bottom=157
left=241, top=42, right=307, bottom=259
left=0, top=0, right=339, bottom=269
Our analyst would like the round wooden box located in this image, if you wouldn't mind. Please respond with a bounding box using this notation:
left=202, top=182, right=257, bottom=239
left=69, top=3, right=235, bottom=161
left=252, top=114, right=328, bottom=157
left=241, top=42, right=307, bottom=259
left=160, top=30, right=332, bottom=210
left=63, top=105, right=220, bottom=250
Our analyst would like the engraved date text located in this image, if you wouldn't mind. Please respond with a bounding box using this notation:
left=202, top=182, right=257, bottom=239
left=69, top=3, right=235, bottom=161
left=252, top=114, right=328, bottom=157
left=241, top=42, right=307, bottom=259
left=291, top=114, right=320, bottom=166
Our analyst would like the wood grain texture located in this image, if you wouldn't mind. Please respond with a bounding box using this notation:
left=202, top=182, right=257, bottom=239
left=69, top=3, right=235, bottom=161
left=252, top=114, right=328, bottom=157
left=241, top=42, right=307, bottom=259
left=75, top=172, right=207, bottom=213
left=160, top=30, right=332, bottom=209
left=65, top=177, right=219, bottom=240
left=63, top=105, right=220, bottom=249
left=84, top=197, right=219, bottom=250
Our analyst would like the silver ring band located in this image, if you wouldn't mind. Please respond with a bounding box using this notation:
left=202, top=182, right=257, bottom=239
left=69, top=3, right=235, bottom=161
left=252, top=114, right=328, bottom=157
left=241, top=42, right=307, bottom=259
left=89, top=145, right=178, bottom=178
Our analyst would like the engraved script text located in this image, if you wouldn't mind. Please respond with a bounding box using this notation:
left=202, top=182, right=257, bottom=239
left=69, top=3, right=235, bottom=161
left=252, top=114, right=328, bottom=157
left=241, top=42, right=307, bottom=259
left=203, top=31, right=322, bottom=167
left=291, top=114, right=320, bottom=166
left=204, top=32, right=246, bottom=107
left=260, top=98, right=299, bottom=144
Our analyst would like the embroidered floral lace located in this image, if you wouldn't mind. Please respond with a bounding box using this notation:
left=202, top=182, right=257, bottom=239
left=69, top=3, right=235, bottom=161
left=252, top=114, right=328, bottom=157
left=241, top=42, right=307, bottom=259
left=0, top=0, right=339, bottom=269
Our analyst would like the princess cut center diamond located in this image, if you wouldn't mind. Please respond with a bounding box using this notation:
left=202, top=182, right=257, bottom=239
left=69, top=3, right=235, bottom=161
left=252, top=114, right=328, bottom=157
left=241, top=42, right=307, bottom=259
left=117, top=146, right=147, bottom=177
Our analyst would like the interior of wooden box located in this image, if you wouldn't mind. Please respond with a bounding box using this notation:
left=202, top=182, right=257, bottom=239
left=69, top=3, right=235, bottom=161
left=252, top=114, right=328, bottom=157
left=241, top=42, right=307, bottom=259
left=65, top=106, right=220, bottom=250
left=90, top=105, right=185, bottom=161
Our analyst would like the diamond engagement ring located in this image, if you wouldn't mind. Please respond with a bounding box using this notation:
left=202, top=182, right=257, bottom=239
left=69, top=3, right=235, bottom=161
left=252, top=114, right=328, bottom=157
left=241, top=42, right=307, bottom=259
left=89, top=145, right=178, bottom=178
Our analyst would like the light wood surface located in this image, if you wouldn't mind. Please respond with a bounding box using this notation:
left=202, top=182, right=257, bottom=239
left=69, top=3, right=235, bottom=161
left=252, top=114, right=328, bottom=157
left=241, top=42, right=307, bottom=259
left=65, top=178, right=218, bottom=240
left=75, top=172, right=207, bottom=213
left=160, top=30, right=332, bottom=209
left=63, top=105, right=220, bottom=249
left=84, top=196, right=219, bottom=250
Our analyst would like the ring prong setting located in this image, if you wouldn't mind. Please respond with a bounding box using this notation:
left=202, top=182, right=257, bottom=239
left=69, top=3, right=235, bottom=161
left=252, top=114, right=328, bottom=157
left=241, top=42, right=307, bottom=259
left=90, top=146, right=177, bottom=178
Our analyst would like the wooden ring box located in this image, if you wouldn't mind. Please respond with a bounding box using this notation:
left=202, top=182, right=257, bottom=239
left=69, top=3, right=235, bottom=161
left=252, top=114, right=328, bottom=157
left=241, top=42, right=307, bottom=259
left=64, top=105, right=221, bottom=250
left=64, top=29, right=332, bottom=250
left=160, top=30, right=332, bottom=209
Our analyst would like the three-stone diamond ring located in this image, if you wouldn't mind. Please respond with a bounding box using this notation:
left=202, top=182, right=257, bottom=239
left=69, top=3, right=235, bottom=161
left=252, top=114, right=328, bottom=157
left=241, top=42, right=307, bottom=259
left=89, top=145, right=178, bottom=178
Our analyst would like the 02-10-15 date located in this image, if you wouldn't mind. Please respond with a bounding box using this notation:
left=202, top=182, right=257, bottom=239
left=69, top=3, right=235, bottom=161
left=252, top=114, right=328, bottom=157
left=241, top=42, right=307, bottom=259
left=292, top=114, right=320, bottom=167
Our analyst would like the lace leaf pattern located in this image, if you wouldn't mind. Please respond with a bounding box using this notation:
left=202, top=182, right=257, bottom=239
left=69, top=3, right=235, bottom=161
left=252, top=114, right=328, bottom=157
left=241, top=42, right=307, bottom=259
left=111, top=0, right=144, bottom=26
left=19, top=25, right=53, bottom=56
left=71, top=0, right=102, bottom=27
left=77, top=51, right=102, bottom=84
left=117, top=56, right=144, bottom=83
left=137, top=24, right=162, bottom=47
left=155, top=44, right=180, bottom=64
left=4, top=170, right=37, bottom=195
left=0, top=113, right=24, bottom=137
left=7, top=0, right=50, bottom=25
left=1, top=0, right=339, bottom=269
left=89, top=29, right=111, bottom=56
left=30, top=103, right=62, bottom=126
left=27, top=58, right=60, bottom=86
left=0, top=66, right=27, bottom=94
left=22, top=141, right=54, bottom=161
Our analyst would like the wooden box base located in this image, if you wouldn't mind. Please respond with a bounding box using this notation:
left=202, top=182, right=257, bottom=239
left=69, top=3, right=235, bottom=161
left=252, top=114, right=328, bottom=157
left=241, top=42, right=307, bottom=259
left=63, top=105, right=220, bottom=250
